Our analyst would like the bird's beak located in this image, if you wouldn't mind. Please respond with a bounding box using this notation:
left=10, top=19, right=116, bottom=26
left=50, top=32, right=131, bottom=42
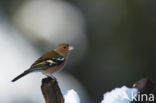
left=68, top=46, right=74, bottom=51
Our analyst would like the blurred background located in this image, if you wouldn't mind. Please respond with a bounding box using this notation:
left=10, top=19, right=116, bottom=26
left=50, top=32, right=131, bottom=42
left=0, top=0, right=156, bottom=103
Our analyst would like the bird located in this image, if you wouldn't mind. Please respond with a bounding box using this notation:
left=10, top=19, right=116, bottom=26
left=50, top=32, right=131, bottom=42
left=12, top=43, right=74, bottom=82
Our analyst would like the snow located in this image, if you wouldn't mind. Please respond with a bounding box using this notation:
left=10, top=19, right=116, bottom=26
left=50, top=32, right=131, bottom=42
left=64, top=89, right=80, bottom=103
left=101, top=86, right=138, bottom=103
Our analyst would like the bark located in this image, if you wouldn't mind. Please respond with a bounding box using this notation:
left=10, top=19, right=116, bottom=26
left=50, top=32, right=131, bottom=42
left=41, top=77, right=64, bottom=103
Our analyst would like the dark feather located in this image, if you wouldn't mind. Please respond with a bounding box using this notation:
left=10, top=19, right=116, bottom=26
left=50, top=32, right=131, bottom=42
left=31, top=56, right=64, bottom=69
left=11, top=69, right=32, bottom=82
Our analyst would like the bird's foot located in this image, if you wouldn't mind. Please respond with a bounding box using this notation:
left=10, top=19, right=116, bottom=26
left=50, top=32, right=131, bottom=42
left=47, top=75, right=56, bottom=80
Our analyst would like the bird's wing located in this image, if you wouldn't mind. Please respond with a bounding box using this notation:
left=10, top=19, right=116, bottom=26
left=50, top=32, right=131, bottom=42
left=30, top=56, right=65, bottom=70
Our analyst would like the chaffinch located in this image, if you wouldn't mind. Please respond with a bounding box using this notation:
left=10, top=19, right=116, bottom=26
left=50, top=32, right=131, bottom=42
left=12, top=43, right=74, bottom=82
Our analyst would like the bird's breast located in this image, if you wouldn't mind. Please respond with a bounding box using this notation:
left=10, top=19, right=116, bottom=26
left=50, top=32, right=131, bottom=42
left=43, top=60, right=66, bottom=76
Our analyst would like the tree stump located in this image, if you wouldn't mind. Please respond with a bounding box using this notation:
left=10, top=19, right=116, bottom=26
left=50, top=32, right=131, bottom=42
left=41, top=77, right=64, bottom=103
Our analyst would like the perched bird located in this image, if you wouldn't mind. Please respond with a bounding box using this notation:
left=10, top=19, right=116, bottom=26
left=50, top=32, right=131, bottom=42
left=12, top=43, right=74, bottom=82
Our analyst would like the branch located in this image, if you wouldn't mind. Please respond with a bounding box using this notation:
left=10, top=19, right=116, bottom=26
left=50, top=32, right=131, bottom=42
left=41, top=77, right=64, bottom=103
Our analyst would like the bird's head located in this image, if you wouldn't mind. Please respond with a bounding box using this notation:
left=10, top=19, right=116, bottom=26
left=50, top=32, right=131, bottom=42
left=55, top=43, right=74, bottom=56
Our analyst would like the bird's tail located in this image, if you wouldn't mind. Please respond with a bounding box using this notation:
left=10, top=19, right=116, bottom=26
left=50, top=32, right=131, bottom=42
left=11, top=69, right=32, bottom=82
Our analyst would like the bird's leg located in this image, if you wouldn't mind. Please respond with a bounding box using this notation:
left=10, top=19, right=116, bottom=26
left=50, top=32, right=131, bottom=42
left=51, top=75, right=56, bottom=79
left=47, top=75, right=56, bottom=80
